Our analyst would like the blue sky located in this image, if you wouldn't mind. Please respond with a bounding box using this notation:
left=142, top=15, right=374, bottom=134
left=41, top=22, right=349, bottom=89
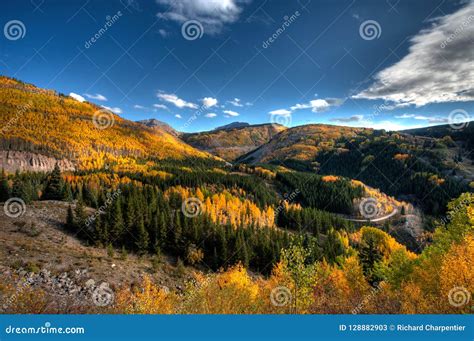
left=1, top=0, right=473, bottom=132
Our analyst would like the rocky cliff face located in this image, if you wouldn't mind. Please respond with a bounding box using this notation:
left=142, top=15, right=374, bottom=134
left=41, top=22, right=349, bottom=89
left=0, top=151, right=75, bottom=172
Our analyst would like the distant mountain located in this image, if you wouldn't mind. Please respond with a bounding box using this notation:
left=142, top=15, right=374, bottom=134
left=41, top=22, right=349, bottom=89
left=404, top=122, right=473, bottom=151
left=137, top=118, right=180, bottom=137
left=237, top=123, right=471, bottom=215
left=214, top=122, right=250, bottom=131
left=0, top=76, right=213, bottom=172
left=182, top=123, right=286, bottom=161
left=238, top=124, right=371, bottom=165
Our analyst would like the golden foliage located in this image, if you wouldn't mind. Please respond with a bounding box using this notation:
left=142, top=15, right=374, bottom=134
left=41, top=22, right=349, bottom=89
left=393, top=153, right=410, bottom=161
left=165, top=186, right=275, bottom=228
left=321, top=175, right=339, bottom=182
left=179, top=265, right=262, bottom=314
left=0, top=77, right=212, bottom=170
left=0, top=278, right=48, bottom=314
left=114, top=276, right=178, bottom=314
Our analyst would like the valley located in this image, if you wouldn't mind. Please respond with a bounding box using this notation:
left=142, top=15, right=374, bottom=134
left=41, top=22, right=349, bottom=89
left=0, top=76, right=472, bottom=314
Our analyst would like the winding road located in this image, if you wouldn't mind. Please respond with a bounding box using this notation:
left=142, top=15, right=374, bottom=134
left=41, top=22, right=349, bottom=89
left=342, top=208, right=399, bottom=223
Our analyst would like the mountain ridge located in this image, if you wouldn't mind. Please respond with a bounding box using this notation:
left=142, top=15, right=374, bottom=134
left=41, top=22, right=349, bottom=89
left=136, top=118, right=180, bottom=137
left=182, top=122, right=287, bottom=161
left=214, top=121, right=250, bottom=131
left=0, top=76, right=214, bottom=172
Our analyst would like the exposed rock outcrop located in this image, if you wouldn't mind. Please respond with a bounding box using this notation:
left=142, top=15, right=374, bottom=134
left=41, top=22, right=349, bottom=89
left=0, top=150, right=75, bottom=172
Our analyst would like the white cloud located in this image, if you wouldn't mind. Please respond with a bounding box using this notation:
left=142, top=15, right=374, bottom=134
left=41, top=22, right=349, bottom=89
left=395, top=113, right=448, bottom=124
left=333, top=118, right=416, bottom=131
left=134, top=104, right=146, bottom=109
left=427, top=117, right=449, bottom=123
left=367, top=121, right=416, bottom=131
left=394, top=113, right=415, bottom=119
left=228, top=98, right=243, bottom=107
left=101, top=106, right=122, bottom=114
left=291, top=99, right=330, bottom=112
left=175, top=114, right=182, bottom=119
left=205, top=113, right=217, bottom=118
left=156, top=0, right=249, bottom=35
left=330, top=115, right=364, bottom=123
left=290, top=98, right=343, bottom=113
left=202, top=97, right=218, bottom=107
left=69, top=92, right=85, bottom=102
left=157, top=92, right=197, bottom=109
left=269, top=109, right=292, bottom=115
left=353, top=1, right=474, bottom=107
left=85, top=93, right=107, bottom=101
left=158, top=29, right=169, bottom=38
left=153, top=103, right=168, bottom=110
left=268, top=98, right=343, bottom=118
left=223, top=110, right=239, bottom=117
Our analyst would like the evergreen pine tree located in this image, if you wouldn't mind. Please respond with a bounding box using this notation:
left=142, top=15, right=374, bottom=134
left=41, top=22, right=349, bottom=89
left=82, top=185, right=97, bottom=208
left=135, top=216, right=149, bottom=254
left=0, top=169, right=10, bottom=202
left=151, top=214, right=160, bottom=253
left=359, top=237, right=383, bottom=284
left=159, top=212, right=167, bottom=250
left=173, top=211, right=182, bottom=252
left=109, top=198, right=124, bottom=245
left=74, top=199, right=87, bottom=232
left=42, top=163, right=64, bottom=200
left=12, top=176, right=31, bottom=204
left=63, top=183, right=73, bottom=202
left=66, top=205, right=74, bottom=231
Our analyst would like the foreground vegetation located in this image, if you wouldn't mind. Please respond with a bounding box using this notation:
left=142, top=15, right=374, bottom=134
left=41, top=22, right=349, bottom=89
left=1, top=193, right=472, bottom=314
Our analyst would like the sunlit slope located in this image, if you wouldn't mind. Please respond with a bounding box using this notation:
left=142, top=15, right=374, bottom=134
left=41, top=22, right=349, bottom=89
left=0, top=76, right=213, bottom=169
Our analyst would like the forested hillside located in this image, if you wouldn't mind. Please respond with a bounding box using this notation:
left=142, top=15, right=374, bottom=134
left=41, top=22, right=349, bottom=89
left=238, top=124, right=472, bottom=215
left=0, top=76, right=213, bottom=172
